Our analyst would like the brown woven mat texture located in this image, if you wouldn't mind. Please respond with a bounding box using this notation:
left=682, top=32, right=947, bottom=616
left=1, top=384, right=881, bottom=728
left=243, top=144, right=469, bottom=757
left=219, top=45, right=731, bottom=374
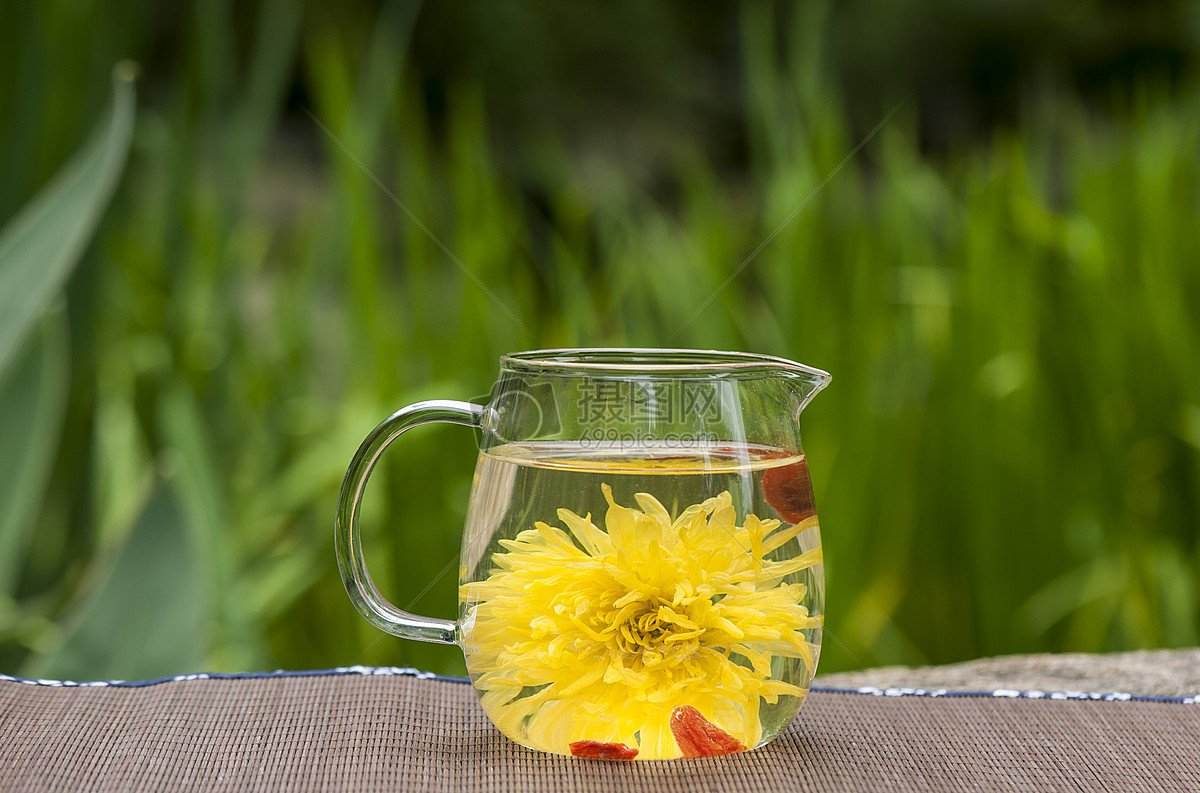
left=2, top=671, right=1197, bottom=792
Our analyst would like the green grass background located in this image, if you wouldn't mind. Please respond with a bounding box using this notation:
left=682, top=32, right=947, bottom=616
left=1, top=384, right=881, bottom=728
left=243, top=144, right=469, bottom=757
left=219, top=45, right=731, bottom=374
left=1, top=0, right=1198, bottom=681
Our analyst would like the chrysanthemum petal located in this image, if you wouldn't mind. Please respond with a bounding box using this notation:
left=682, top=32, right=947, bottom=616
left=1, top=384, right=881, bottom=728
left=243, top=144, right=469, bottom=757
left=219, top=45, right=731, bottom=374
left=762, top=515, right=820, bottom=554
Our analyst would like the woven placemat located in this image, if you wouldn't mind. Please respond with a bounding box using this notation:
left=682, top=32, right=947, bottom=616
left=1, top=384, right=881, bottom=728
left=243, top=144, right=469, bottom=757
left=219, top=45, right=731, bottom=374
left=1, top=668, right=1197, bottom=792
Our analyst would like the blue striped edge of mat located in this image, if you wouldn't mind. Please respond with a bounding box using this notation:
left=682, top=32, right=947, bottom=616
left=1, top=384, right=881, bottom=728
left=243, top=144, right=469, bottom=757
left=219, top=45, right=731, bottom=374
left=1, top=666, right=1197, bottom=704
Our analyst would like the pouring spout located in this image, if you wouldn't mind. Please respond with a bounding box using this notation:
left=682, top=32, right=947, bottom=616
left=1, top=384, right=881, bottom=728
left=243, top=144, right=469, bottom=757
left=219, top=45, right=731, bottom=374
left=790, top=366, right=832, bottom=413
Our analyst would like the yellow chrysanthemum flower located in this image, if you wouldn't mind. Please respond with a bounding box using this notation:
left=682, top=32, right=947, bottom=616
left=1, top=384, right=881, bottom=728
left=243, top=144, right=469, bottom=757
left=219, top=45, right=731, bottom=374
left=460, top=484, right=822, bottom=760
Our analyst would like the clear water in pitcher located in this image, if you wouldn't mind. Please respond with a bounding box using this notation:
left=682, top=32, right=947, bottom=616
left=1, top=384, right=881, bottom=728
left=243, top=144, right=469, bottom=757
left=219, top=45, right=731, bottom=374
left=458, top=441, right=824, bottom=760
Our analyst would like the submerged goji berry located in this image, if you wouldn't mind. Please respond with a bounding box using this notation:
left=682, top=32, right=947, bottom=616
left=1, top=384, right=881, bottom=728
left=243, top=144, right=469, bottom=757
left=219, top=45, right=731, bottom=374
left=761, top=458, right=816, bottom=524
left=569, top=740, right=639, bottom=760
left=669, top=705, right=746, bottom=758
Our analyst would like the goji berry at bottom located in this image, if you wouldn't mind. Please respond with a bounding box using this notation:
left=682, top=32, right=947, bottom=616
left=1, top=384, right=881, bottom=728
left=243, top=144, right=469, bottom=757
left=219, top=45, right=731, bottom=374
left=669, top=705, right=747, bottom=758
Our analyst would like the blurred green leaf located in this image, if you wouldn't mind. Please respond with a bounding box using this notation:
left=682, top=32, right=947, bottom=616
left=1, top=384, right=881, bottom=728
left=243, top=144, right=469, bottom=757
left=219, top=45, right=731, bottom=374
left=0, top=64, right=135, bottom=375
left=25, top=483, right=208, bottom=681
left=90, top=371, right=156, bottom=554
left=159, top=383, right=263, bottom=669
left=0, top=307, right=69, bottom=596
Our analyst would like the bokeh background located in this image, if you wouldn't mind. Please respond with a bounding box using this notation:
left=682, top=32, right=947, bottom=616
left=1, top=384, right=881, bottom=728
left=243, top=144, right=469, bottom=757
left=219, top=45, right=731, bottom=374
left=1, top=0, right=1198, bottom=682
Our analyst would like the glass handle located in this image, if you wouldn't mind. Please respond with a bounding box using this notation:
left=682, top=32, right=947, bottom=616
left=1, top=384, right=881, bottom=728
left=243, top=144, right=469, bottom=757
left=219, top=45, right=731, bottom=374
left=335, top=400, right=484, bottom=645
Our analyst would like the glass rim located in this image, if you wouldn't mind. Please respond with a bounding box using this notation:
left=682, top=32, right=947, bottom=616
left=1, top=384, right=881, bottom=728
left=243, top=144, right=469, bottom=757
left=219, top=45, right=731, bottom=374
left=499, top=347, right=832, bottom=381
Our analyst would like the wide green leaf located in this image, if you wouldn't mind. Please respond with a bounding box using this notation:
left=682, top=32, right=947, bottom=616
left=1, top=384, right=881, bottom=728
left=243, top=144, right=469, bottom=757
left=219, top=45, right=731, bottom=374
left=0, top=307, right=69, bottom=597
left=159, top=383, right=263, bottom=669
left=0, top=64, right=135, bottom=376
left=25, top=483, right=209, bottom=682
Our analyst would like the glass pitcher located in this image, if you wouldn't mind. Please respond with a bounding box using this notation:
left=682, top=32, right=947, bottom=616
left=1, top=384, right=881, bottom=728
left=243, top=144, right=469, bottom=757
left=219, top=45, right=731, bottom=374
left=336, top=349, right=831, bottom=760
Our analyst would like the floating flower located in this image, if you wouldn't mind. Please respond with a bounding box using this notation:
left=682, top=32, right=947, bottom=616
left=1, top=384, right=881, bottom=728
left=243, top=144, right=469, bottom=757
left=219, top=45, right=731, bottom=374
left=460, top=484, right=822, bottom=759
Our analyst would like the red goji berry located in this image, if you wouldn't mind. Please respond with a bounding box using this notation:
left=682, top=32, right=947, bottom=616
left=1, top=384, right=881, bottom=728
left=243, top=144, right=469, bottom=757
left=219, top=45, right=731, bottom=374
left=569, top=740, right=639, bottom=760
left=761, top=458, right=816, bottom=524
left=669, top=705, right=746, bottom=758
